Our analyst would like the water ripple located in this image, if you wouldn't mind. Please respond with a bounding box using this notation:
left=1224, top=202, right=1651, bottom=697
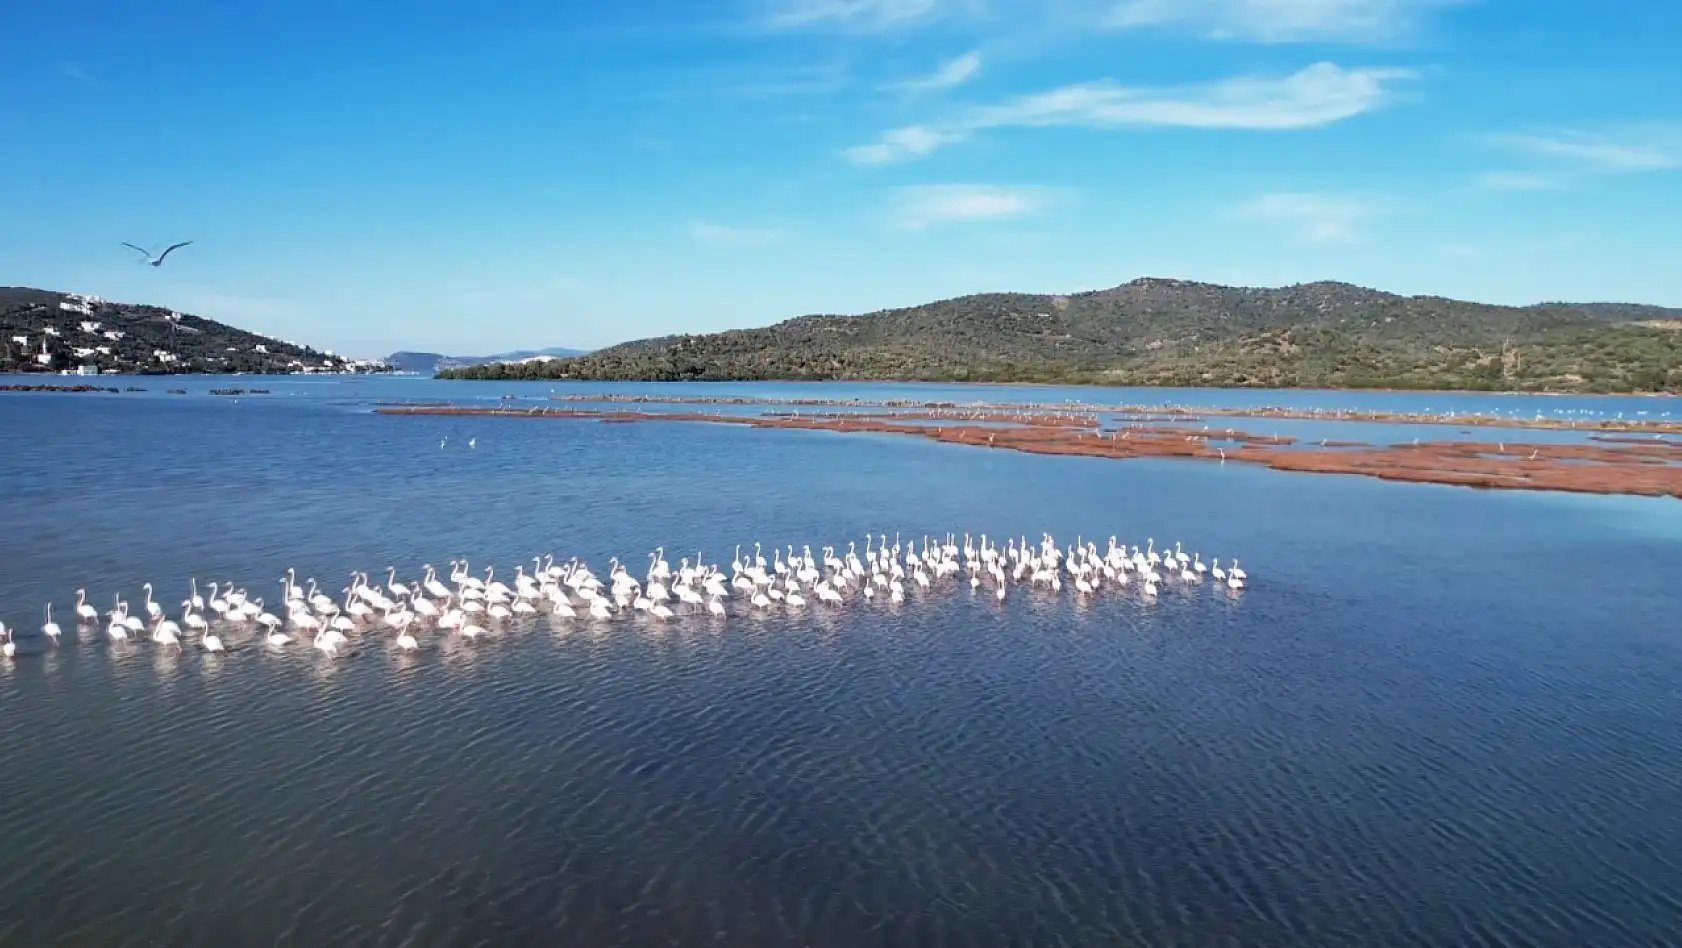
left=3, top=386, right=1682, bottom=945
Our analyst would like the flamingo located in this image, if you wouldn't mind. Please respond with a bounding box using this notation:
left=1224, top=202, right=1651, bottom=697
left=75, top=588, right=98, bottom=623
left=106, top=603, right=130, bottom=642
left=152, top=616, right=182, bottom=651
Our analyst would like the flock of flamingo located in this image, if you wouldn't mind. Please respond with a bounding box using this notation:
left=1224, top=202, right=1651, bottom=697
left=1, top=533, right=1249, bottom=660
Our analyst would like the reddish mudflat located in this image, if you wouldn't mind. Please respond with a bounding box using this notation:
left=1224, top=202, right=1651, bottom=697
left=377, top=405, right=1682, bottom=498
left=540, top=393, right=1682, bottom=436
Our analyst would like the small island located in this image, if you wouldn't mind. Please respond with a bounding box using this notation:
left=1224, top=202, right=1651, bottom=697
left=440, top=278, right=1682, bottom=394
left=1, top=287, right=389, bottom=376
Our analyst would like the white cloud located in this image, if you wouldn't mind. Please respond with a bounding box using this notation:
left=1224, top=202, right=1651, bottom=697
left=848, top=62, right=1412, bottom=164
left=728, top=61, right=852, bottom=97
left=1487, top=129, right=1681, bottom=173
left=688, top=221, right=788, bottom=246
left=1236, top=192, right=1375, bottom=244
left=1472, top=170, right=1562, bottom=191
left=764, top=0, right=1459, bottom=40
left=891, top=184, right=1053, bottom=229
left=60, top=63, right=98, bottom=87
left=765, top=0, right=953, bottom=31
left=846, top=125, right=969, bottom=164
left=1105, top=0, right=1461, bottom=43
left=1475, top=127, right=1681, bottom=191
left=888, top=51, right=983, bottom=93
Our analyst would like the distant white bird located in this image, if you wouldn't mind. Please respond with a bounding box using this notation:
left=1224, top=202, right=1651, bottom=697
left=468, top=437, right=476, bottom=449
left=121, top=240, right=193, bottom=267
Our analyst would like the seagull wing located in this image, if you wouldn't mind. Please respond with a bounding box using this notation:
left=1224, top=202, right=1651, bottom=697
left=155, top=240, right=193, bottom=262
left=121, top=242, right=153, bottom=257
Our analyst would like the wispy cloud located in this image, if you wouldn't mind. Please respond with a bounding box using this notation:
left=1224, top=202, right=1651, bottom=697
left=1236, top=192, right=1376, bottom=244
left=725, top=60, right=852, bottom=97
left=891, top=184, right=1054, bottom=229
left=689, top=220, right=788, bottom=246
left=764, top=0, right=954, bottom=32
left=764, top=0, right=1459, bottom=40
left=886, top=51, right=983, bottom=93
left=1487, top=129, right=1682, bottom=173
left=1105, top=0, right=1462, bottom=43
left=848, top=62, right=1412, bottom=164
left=1475, top=126, right=1682, bottom=191
left=1472, top=170, right=1563, bottom=191
left=60, top=63, right=99, bottom=87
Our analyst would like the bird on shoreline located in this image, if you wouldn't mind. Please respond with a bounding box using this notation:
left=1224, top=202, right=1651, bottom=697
left=121, top=240, right=193, bottom=267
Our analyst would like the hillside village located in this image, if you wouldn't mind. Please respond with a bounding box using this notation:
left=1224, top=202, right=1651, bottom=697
left=0, top=288, right=388, bottom=375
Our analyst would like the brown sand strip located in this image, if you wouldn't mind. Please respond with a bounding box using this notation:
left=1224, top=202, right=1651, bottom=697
left=536, top=393, right=1682, bottom=435
left=377, top=405, right=1682, bottom=498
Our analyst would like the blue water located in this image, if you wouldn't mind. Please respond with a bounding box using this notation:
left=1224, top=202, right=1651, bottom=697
left=16, top=372, right=1679, bottom=420
left=2, top=377, right=1681, bottom=946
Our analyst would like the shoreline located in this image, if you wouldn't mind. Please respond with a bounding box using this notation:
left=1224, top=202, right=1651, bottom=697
left=526, top=394, right=1682, bottom=435
left=438, top=373, right=1680, bottom=398
left=375, top=405, right=1682, bottom=499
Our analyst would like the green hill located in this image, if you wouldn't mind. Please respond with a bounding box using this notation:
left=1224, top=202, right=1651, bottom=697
left=1, top=287, right=378, bottom=375
left=441, top=278, right=1682, bottom=392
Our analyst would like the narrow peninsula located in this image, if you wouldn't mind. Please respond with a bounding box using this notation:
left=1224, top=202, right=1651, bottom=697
left=440, top=278, right=1682, bottom=394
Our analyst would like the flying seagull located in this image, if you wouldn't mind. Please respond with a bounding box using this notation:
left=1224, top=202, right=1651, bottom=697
left=121, top=240, right=193, bottom=266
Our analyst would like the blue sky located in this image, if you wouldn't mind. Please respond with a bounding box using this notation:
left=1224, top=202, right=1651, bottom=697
left=3, top=0, right=1680, bottom=356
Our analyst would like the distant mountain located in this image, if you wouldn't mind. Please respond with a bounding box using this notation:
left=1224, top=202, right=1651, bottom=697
left=439, top=278, right=1682, bottom=393
left=490, top=346, right=589, bottom=360
left=1, top=286, right=382, bottom=375
left=384, top=346, right=589, bottom=376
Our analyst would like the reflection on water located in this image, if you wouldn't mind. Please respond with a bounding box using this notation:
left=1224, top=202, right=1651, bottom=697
left=0, top=379, right=1680, bottom=946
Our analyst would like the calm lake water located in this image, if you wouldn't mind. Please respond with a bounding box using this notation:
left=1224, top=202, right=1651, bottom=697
left=3, top=376, right=1681, bottom=947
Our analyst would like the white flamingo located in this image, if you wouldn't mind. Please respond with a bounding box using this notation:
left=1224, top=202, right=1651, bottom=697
left=152, top=616, right=182, bottom=650
left=75, top=588, right=98, bottom=624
